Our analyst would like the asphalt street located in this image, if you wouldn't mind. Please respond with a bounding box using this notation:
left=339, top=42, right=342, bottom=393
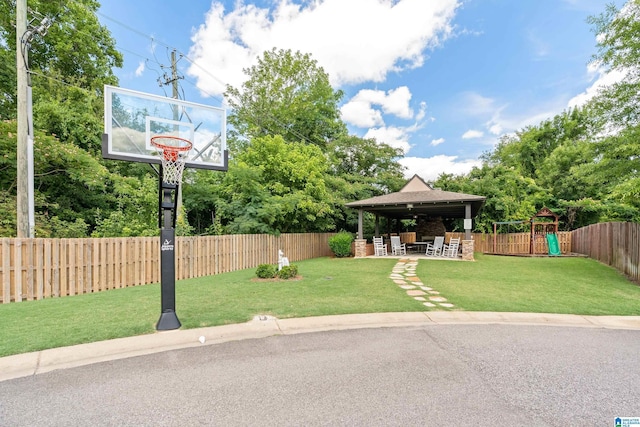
left=1, top=324, right=638, bottom=426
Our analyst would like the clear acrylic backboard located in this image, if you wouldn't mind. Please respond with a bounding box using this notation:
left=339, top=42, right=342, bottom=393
left=102, top=85, right=227, bottom=170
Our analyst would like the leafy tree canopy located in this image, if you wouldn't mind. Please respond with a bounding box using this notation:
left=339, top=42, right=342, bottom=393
left=225, top=48, right=346, bottom=152
left=215, top=135, right=334, bottom=234
left=587, top=0, right=640, bottom=126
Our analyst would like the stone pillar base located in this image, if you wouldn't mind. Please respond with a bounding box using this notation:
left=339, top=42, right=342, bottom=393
left=354, top=239, right=367, bottom=258
left=462, top=240, right=474, bottom=261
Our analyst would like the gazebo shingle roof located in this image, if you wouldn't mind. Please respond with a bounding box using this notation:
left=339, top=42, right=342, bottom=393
left=345, top=175, right=485, bottom=219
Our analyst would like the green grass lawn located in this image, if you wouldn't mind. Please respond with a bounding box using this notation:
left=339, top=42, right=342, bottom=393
left=416, top=253, right=640, bottom=315
left=0, top=254, right=639, bottom=358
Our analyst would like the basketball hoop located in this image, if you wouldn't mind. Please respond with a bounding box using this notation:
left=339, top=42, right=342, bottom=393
left=150, top=136, right=193, bottom=185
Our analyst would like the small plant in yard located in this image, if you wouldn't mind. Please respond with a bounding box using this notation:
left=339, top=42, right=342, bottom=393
left=277, top=264, right=298, bottom=279
left=328, top=230, right=354, bottom=257
left=256, top=264, right=277, bottom=279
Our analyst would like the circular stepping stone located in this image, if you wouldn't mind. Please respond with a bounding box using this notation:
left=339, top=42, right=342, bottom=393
left=407, top=290, right=427, bottom=296
left=423, top=302, right=436, bottom=307
left=413, top=296, right=426, bottom=301
left=439, top=303, right=455, bottom=308
left=420, top=286, right=431, bottom=291
left=429, top=296, right=447, bottom=302
left=407, top=276, right=421, bottom=281
left=399, top=284, right=416, bottom=290
left=428, top=290, right=440, bottom=295
left=393, top=280, right=407, bottom=285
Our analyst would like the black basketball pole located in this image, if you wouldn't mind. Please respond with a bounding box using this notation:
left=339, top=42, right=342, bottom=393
left=156, top=168, right=181, bottom=331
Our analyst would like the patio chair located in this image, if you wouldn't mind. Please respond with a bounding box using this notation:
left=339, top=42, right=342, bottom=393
left=425, top=236, right=444, bottom=256
left=373, top=236, right=387, bottom=256
left=442, top=237, right=460, bottom=258
left=390, top=236, right=406, bottom=256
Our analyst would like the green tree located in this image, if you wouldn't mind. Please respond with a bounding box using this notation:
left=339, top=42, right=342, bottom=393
left=0, top=120, right=111, bottom=237
left=486, top=108, right=590, bottom=179
left=435, top=165, right=550, bottom=233
left=225, top=48, right=346, bottom=152
left=325, top=134, right=406, bottom=233
left=587, top=0, right=640, bottom=126
left=0, top=0, right=122, bottom=119
left=215, top=135, right=333, bottom=234
left=92, top=174, right=159, bottom=237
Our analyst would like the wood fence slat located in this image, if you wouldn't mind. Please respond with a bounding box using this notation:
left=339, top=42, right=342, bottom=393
left=2, top=238, right=10, bottom=303
left=36, top=239, right=43, bottom=300
left=15, top=240, right=22, bottom=302
left=24, top=239, right=34, bottom=301
left=44, top=239, right=51, bottom=298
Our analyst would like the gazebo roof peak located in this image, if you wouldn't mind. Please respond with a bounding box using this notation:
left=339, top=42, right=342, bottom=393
left=399, top=174, right=433, bottom=192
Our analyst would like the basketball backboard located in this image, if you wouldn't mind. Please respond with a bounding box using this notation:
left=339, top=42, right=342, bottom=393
left=103, top=85, right=227, bottom=170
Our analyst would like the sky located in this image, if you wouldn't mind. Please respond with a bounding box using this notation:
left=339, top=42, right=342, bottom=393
left=98, top=0, right=626, bottom=181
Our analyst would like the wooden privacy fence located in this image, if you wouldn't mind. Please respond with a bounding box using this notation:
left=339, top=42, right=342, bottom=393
left=0, top=233, right=334, bottom=303
left=446, top=232, right=572, bottom=255
left=572, top=222, right=640, bottom=283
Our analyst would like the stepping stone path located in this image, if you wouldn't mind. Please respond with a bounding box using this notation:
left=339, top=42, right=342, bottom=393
left=389, top=258, right=455, bottom=310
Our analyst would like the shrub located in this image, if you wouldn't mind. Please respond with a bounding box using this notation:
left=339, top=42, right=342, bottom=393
left=328, top=231, right=354, bottom=257
left=256, top=264, right=277, bottom=279
left=277, top=264, right=298, bottom=279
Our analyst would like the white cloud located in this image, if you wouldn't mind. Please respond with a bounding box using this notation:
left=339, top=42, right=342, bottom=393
left=135, top=61, right=145, bottom=77
left=459, top=92, right=496, bottom=116
left=484, top=108, right=558, bottom=141
left=415, top=101, right=428, bottom=121
left=488, top=123, right=503, bottom=135
left=455, top=91, right=560, bottom=141
left=382, top=86, right=414, bottom=119
left=400, top=155, right=481, bottom=181
left=462, top=129, right=484, bottom=139
left=567, top=67, right=627, bottom=109
left=341, top=86, right=415, bottom=128
left=187, top=0, right=459, bottom=96
left=340, top=100, right=384, bottom=128
left=364, top=126, right=412, bottom=153
left=430, top=137, right=445, bottom=146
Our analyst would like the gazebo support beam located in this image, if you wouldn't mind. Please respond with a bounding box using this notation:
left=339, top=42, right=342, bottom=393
left=357, top=209, right=363, bottom=239
left=465, top=203, right=472, bottom=240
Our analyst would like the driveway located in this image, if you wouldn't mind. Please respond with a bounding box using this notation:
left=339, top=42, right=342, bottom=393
left=1, top=323, right=638, bottom=426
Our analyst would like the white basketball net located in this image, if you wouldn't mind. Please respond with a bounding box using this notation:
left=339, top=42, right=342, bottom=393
left=160, top=154, right=188, bottom=185
left=151, top=137, right=192, bottom=185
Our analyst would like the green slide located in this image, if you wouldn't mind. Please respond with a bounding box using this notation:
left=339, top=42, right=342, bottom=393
left=546, top=233, right=561, bottom=256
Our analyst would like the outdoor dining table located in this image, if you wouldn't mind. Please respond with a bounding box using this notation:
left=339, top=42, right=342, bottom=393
left=406, top=241, right=433, bottom=254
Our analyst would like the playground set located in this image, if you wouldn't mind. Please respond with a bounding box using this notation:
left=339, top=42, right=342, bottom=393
left=492, top=207, right=562, bottom=256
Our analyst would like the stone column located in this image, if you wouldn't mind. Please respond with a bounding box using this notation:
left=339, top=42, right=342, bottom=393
left=462, top=240, right=474, bottom=261
left=354, top=239, right=367, bottom=258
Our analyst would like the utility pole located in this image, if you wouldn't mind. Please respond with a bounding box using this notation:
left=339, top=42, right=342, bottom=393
left=16, top=0, right=30, bottom=238
left=16, top=2, right=50, bottom=238
left=163, top=50, right=184, bottom=217
left=171, top=50, right=180, bottom=113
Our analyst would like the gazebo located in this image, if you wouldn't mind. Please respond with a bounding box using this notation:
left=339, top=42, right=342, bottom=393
left=345, top=175, right=486, bottom=258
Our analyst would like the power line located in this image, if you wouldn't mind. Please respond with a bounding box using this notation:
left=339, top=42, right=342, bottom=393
left=48, top=2, right=327, bottom=147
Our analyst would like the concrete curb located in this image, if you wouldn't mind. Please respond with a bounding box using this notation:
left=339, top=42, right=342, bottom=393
left=1, top=311, right=639, bottom=382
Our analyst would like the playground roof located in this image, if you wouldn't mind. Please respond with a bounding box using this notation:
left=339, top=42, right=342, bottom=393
left=345, top=175, right=486, bottom=219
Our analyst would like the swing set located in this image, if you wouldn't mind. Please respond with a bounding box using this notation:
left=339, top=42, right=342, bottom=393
left=492, top=207, right=561, bottom=255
